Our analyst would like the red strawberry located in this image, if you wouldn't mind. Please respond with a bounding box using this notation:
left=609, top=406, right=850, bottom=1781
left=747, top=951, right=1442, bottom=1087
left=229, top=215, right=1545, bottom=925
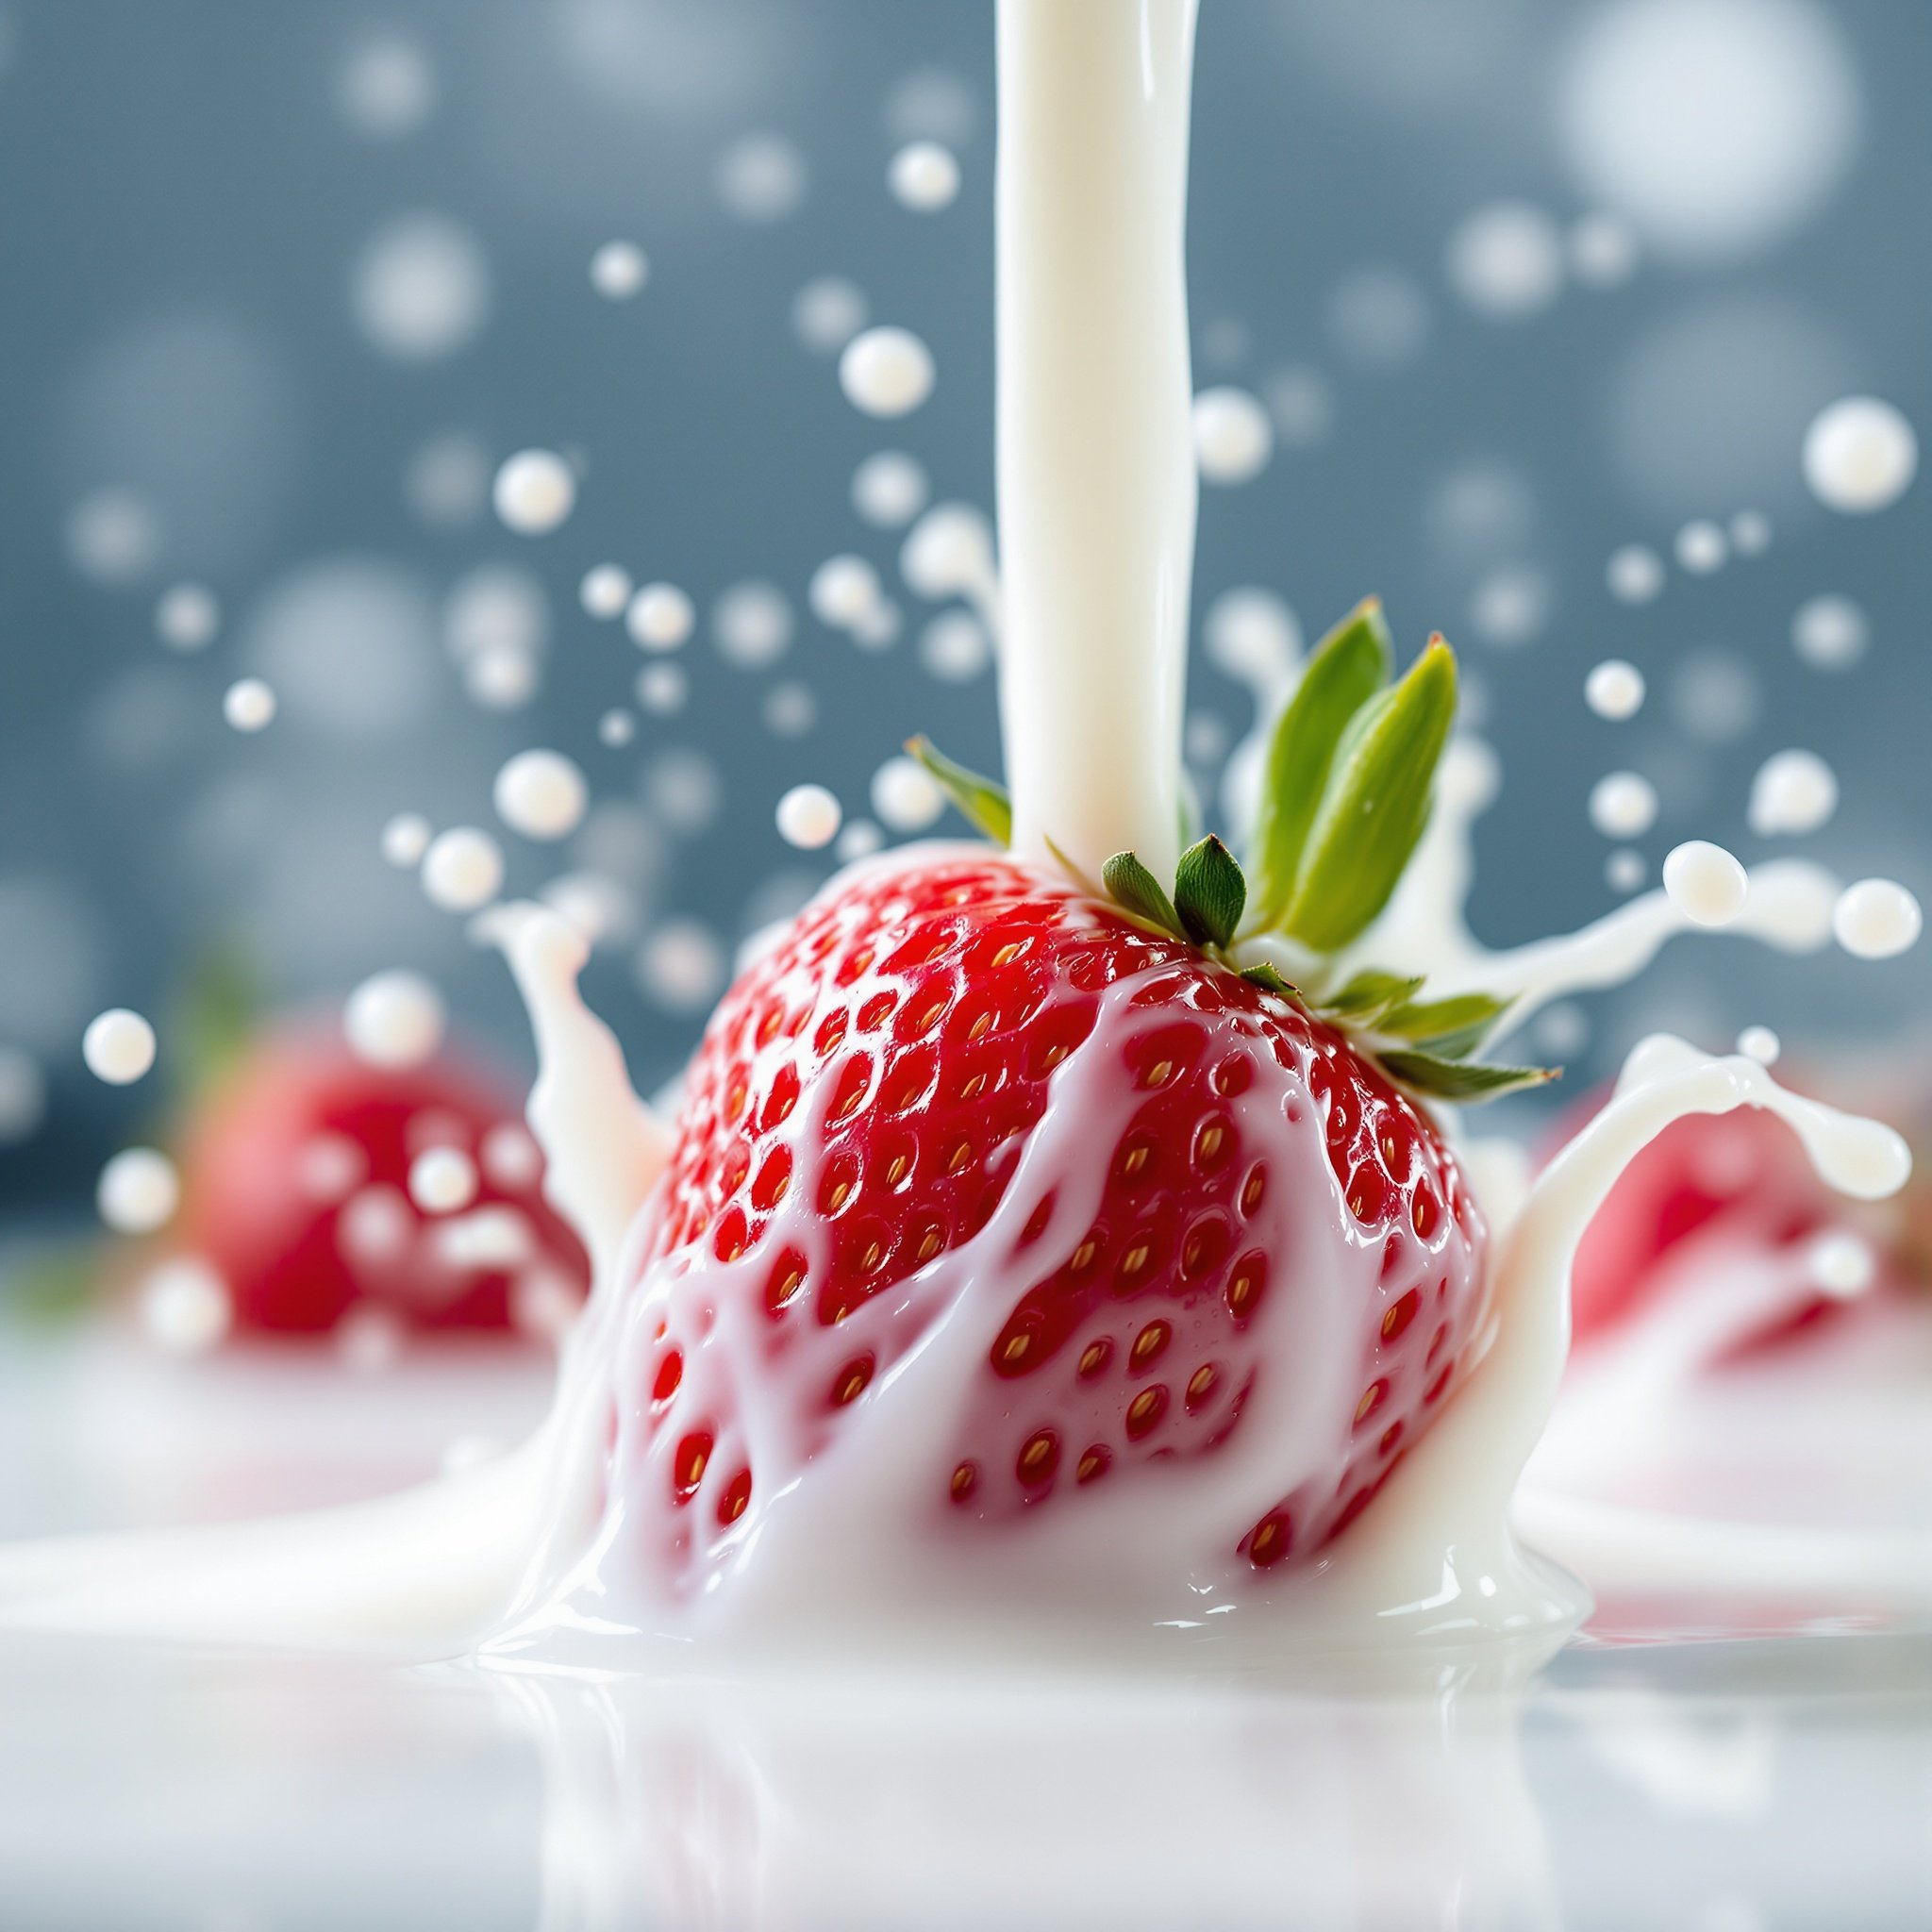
left=586, top=608, right=1550, bottom=1605
left=173, top=1026, right=589, bottom=1338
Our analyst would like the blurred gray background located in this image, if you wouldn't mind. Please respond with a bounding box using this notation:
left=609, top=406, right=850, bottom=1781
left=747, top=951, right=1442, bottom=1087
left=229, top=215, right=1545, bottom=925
left=0, top=0, right=1926, bottom=1215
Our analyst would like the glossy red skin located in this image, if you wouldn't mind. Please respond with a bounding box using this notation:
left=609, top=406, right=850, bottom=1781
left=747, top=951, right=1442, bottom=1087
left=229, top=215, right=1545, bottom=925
left=635, top=854, right=1487, bottom=1581
left=175, top=1027, right=588, bottom=1336
left=1569, top=1102, right=1845, bottom=1347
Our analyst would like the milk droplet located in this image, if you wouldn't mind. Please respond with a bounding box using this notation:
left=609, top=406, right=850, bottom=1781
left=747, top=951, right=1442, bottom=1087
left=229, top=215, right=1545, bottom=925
left=716, top=133, right=808, bottom=224
left=840, top=326, right=935, bottom=418
left=155, top=583, right=220, bottom=651
left=579, top=564, right=633, bottom=620
left=852, top=451, right=929, bottom=527
left=871, top=755, right=945, bottom=832
left=636, top=919, right=728, bottom=1014
left=598, top=708, right=636, bottom=747
left=1728, top=508, right=1773, bottom=555
left=1791, top=594, right=1867, bottom=671
left=340, top=1186, right=413, bottom=1266
left=492, top=449, right=576, bottom=536
left=340, top=1307, right=405, bottom=1374
left=775, top=783, right=842, bottom=851
left=343, top=970, right=445, bottom=1069
left=1588, top=771, right=1658, bottom=838
left=380, top=813, right=432, bottom=868
left=762, top=682, right=818, bottom=737
left=711, top=582, right=793, bottom=667
left=1569, top=211, right=1638, bottom=287
left=1803, top=396, right=1918, bottom=513
left=421, top=827, right=504, bottom=911
left=1808, top=1231, right=1874, bottom=1298
left=1605, top=543, right=1665, bottom=604
left=1736, top=1024, right=1781, bottom=1064
left=1469, top=567, right=1551, bottom=649
left=920, top=609, right=992, bottom=683
left=1191, top=387, right=1274, bottom=485
left=223, top=678, right=276, bottom=732
left=481, top=1122, right=542, bottom=1191
left=888, top=141, right=960, bottom=211
left=493, top=750, right=588, bottom=841
left=408, top=1145, right=478, bottom=1215
left=836, top=818, right=886, bottom=862
left=351, top=212, right=490, bottom=361
left=1662, top=840, right=1749, bottom=926
left=589, top=240, right=649, bottom=300
left=791, top=276, right=869, bottom=355
left=809, top=555, right=882, bottom=628
left=625, top=582, right=694, bottom=652
left=97, top=1147, right=179, bottom=1235
left=82, top=1008, right=156, bottom=1085
left=1674, top=519, right=1727, bottom=574
left=338, top=30, right=436, bottom=140
left=1606, top=847, right=1647, bottom=893
left=139, top=1258, right=232, bottom=1357
left=1584, top=658, right=1645, bottom=720
left=636, top=663, right=689, bottom=715
left=1747, top=749, right=1838, bottom=837
left=1833, top=879, right=1922, bottom=960
left=1444, top=201, right=1565, bottom=319
left=901, top=504, right=994, bottom=601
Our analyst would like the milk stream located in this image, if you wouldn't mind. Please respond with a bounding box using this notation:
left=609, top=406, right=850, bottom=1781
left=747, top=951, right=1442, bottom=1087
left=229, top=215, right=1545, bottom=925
left=0, top=5, right=1923, bottom=1672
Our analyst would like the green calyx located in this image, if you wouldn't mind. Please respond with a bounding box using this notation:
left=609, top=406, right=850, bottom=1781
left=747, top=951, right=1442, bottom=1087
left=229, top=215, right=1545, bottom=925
left=898, top=601, right=1557, bottom=1107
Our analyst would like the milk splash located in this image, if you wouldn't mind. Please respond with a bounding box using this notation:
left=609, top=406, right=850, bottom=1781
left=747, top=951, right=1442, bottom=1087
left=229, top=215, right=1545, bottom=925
left=0, top=1, right=1921, bottom=1669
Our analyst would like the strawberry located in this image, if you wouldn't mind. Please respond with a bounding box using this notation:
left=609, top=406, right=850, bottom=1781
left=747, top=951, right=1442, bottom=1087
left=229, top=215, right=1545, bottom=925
left=613, top=605, right=1549, bottom=1595
left=173, top=1026, right=589, bottom=1338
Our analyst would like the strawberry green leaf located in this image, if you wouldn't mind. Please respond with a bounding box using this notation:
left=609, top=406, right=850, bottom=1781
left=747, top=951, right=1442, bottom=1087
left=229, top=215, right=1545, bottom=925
left=1239, top=961, right=1300, bottom=997
left=1102, top=851, right=1184, bottom=939
left=1282, top=638, right=1457, bottom=955
left=905, top=736, right=1012, bottom=847
left=1320, top=969, right=1425, bottom=1023
left=1173, top=835, right=1246, bottom=949
left=1378, top=991, right=1513, bottom=1060
left=1244, top=599, right=1391, bottom=932
left=1380, top=1049, right=1557, bottom=1104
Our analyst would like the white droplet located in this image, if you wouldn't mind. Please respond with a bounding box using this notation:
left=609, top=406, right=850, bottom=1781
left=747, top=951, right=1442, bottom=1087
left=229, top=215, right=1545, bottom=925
left=379, top=812, right=432, bottom=868
left=0, top=1046, right=46, bottom=1146
left=1668, top=647, right=1761, bottom=745
left=920, top=609, right=992, bottom=683
left=598, top=708, right=636, bottom=748
left=579, top=564, right=633, bottom=620
left=809, top=554, right=882, bottom=629
left=625, top=582, right=695, bottom=652
left=836, top=819, right=886, bottom=862
left=716, top=132, right=808, bottom=223
left=339, top=1307, right=405, bottom=1374
left=900, top=503, right=994, bottom=602
left=1728, top=508, right=1773, bottom=554
left=1606, top=544, right=1665, bottom=604
left=711, top=581, right=793, bottom=667
left=871, top=755, right=944, bottom=832
left=839, top=325, right=935, bottom=418
left=421, top=827, right=504, bottom=912
left=1445, top=201, right=1566, bottom=318
left=762, top=682, right=818, bottom=738
left=66, top=488, right=160, bottom=586
left=337, top=30, right=437, bottom=140
left=351, top=211, right=491, bottom=361
left=155, top=583, right=220, bottom=651
left=636, top=919, right=728, bottom=1014
left=1469, top=566, right=1552, bottom=649
left=852, top=451, right=929, bottom=528
left=888, top=140, right=960, bottom=210
left=636, top=663, right=689, bottom=715
left=1662, top=839, right=1749, bottom=925
left=481, top=1123, right=542, bottom=1191
left=340, top=1185, right=414, bottom=1266
left=642, top=748, right=724, bottom=836
left=139, top=1258, right=232, bottom=1356
left=406, top=432, right=491, bottom=528
left=343, top=969, right=445, bottom=1069
left=1674, top=520, right=1728, bottom=574
left=1569, top=211, right=1640, bottom=287
left=464, top=646, right=540, bottom=712
left=82, top=1008, right=156, bottom=1085
left=492, top=449, right=576, bottom=536
left=1803, top=396, right=1918, bottom=513
left=1191, top=387, right=1274, bottom=486
left=97, top=1147, right=179, bottom=1235
left=1834, top=879, right=1922, bottom=960
left=493, top=749, right=588, bottom=842
left=1807, top=1230, right=1874, bottom=1298
left=791, top=276, right=869, bottom=355
left=774, top=783, right=842, bottom=852
left=297, top=1133, right=365, bottom=1204
left=1606, top=847, right=1647, bottom=893
left=408, top=1144, right=478, bottom=1215
left=1585, top=658, right=1645, bottom=720
left=1747, top=748, right=1838, bottom=837
left=589, top=240, right=649, bottom=300
left=223, top=678, right=276, bottom=732
left=1790, top=593, right=1868, bottom=671
left=1736, top=1024, right=1781, bottom=1064
left=1589, top=771, right=1658, bottom=838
